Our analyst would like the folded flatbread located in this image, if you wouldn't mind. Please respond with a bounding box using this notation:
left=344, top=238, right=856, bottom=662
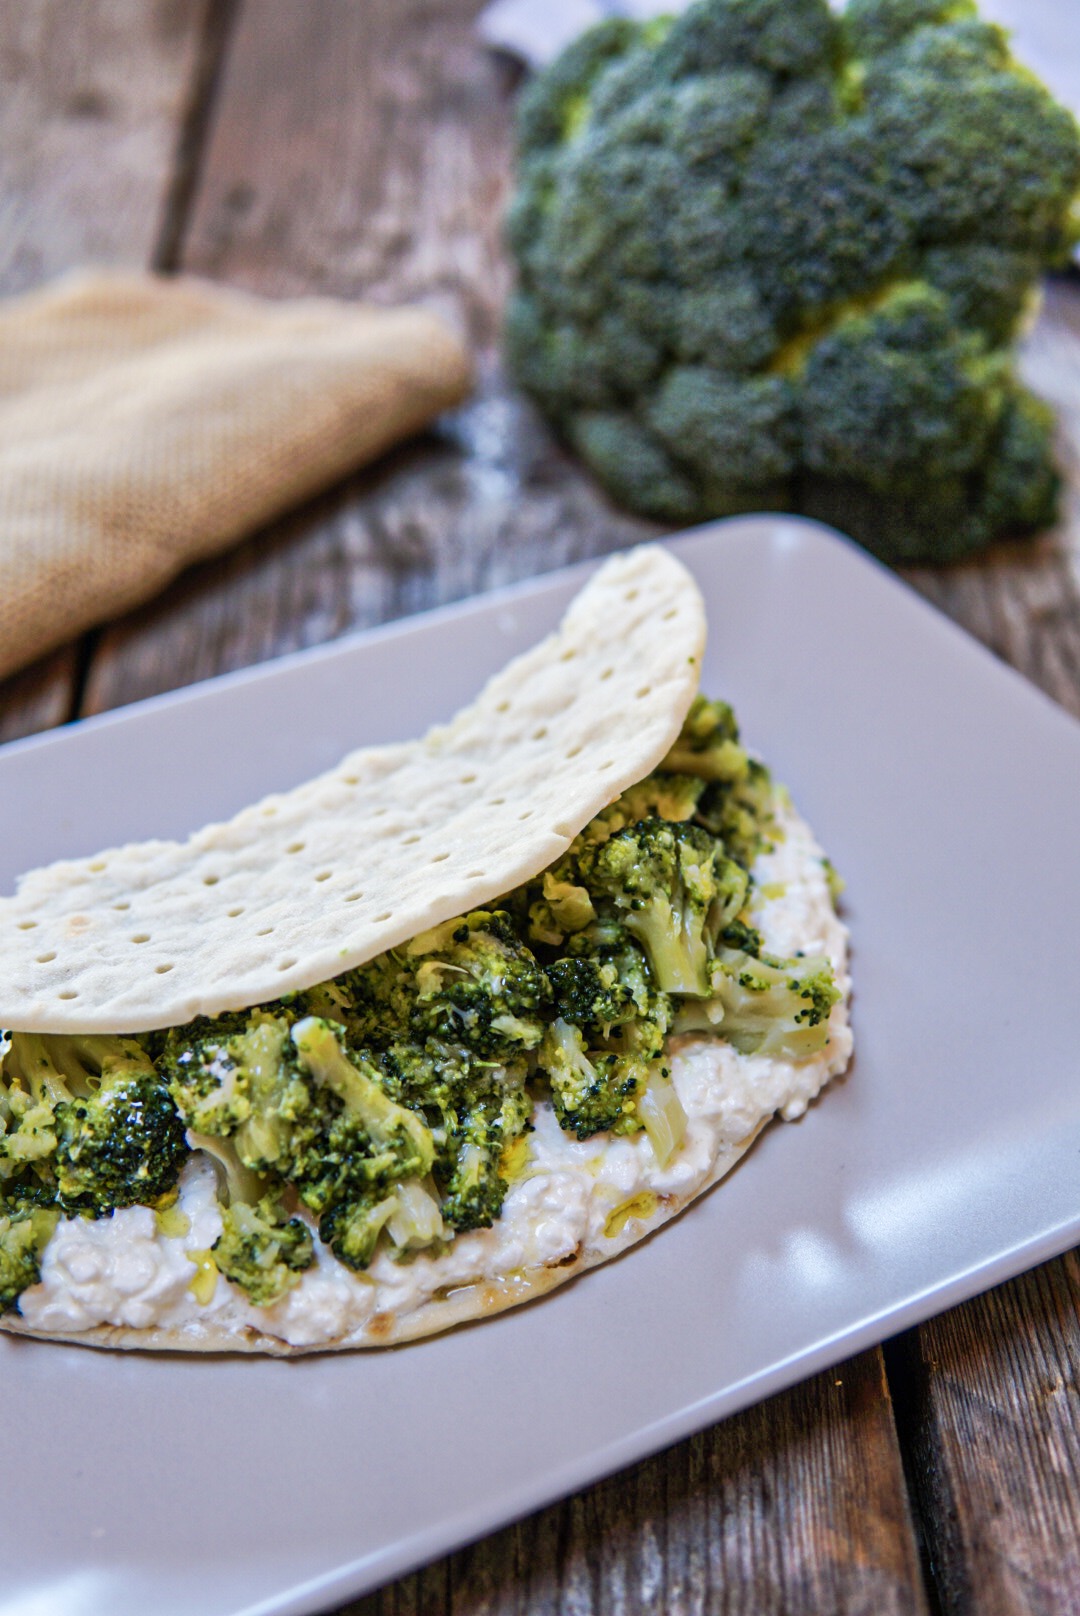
left=0, top=546, right=851, bottom=1352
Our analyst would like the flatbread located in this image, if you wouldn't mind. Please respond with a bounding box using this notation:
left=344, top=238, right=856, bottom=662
left=3, top=790, right=852, bottom=1354
left=0, top=545, right=704, bottom=1033
left=0, top=545, right=853, bottom=1353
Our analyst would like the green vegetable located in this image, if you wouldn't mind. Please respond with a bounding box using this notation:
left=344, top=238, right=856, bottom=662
left=674, top=947, right=841, bottom=1059
left=506, top=0, right=1080, bottom=562
left=212, top=1195, right=315, bottom=1306
left=0, top=1203, right=59, bottom=1315
left=0, top=1033, right=188, bottom=1220
left=578, top=819, right=727, bottom=997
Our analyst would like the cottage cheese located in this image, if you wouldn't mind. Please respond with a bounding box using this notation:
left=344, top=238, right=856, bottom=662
left=16, top=793, right=851, bottom=1348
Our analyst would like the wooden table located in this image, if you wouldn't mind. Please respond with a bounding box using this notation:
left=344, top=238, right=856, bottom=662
left=4, top=4, right=1080, bottom=1611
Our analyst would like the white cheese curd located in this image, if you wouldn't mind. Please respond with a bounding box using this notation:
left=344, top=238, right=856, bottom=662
left=17, top=793, right=852, bottom=1348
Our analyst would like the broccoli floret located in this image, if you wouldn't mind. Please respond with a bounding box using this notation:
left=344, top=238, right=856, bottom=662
left=1, top=1033, right=188, bottom=1218
left=318, top=1192, right=402, bottom=1272
left=337, top=912, right=550, bottom=1063
left=0, top=1203, right=59, bottom=1315
left=212, top=1195, right=314, bottom=1306
left=538, top=931, right=675, bottom=1139
left=676, top=946, right=840, bottom=1058
left=547, top=954, right=639, bottom=1031
left=162, top=1013, right=309, bottom=1172
left=796, top=284, right=1060, bottom=562
left=291, top=1018, right=435, bottom=1185
left=317, top=1175, right=446, bottom=1271
left=539, top=984, right=673, bottom=1142
left=380, top=1040, right=532, bottom=1233
left=400, top=912, right=550, bottom=1058
left=540, top=1017, right=641, bottom=1139
left=506, top=0, right=1080, bottom=562
left=578, top=818, right=724, bottom=996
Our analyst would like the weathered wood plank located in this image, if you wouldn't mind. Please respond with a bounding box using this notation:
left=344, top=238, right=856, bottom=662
left=0, top=0, right=214, bottom=742
left=79, top=0, right=658, bottom=717
left=341, top=1351, right=927, bottom=1616
left=890, top=1255, right=1080, bottom=1616
left=0, top=645, right=80, bottom=746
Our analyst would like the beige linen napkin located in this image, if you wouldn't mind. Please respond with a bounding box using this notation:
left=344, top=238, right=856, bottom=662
left=0, top=271, right=472, bottom=683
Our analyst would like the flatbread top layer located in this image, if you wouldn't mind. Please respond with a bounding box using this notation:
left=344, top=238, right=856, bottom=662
left=0, top=546, right=705, bottom=1033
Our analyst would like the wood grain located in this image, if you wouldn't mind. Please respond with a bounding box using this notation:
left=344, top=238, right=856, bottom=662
left=890, top=1254, right=1080, bottom=1615
left=342, top=1351, right=927, bottom=1616
left=0, top=0, right=214, bottom=742
left=80, top=0, right=658, bottom=717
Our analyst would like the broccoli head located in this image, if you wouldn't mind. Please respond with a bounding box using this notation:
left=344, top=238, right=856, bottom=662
left=506, top=0, right=1080, bottom=562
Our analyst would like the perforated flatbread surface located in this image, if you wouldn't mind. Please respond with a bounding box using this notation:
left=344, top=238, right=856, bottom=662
left=0, top=545, right=705, bottom=1033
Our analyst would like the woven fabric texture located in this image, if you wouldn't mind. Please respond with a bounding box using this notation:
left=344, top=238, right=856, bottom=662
left=0, top=271, right=472, bottom=683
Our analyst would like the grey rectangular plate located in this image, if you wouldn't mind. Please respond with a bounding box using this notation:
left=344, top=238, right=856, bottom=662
left=3, top=517, right=1079, bottom=1616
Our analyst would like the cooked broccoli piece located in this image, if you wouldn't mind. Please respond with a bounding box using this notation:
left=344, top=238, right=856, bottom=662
left=523, top=871, right=597, bottom=949
left=538, top=930, right=675, bottom=1139
left=338, top=911, right=550, bottom=1062
left=318, top=1192, right=402, bottom=1272
left=0, top=1203, right=59, bottom=1314
left=577, top=818, right=726, bottom=996
left=660, top=696, right=750, bottom=782
left=317, top=1175, right=445, bottom=1272
left=539, top=981, right=673, bottom=1142
left=212, top=1194, right=314, bottom=1306
left=506, top=0, right=1080, bottom=562
left=380, top=1040, right=532, bottom=1232
left=657, top=695, right=776, bottom=867
left=162, top=1013, right=309, bottom=1172
left=0, top=1033, right=188, bottom=1218
left=540, top=1017, right=640, bottom=1139
left=291, top=1017, right=435, bottom=1185
left=676, top=946, right=840, bottom=1059
left=401, top=912, right=550, bottom=1057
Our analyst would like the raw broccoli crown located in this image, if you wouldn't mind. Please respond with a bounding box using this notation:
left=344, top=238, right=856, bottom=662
left=506, top=0, right=1080, bottom=563
left=0, top=696, right=842, bottom=1307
